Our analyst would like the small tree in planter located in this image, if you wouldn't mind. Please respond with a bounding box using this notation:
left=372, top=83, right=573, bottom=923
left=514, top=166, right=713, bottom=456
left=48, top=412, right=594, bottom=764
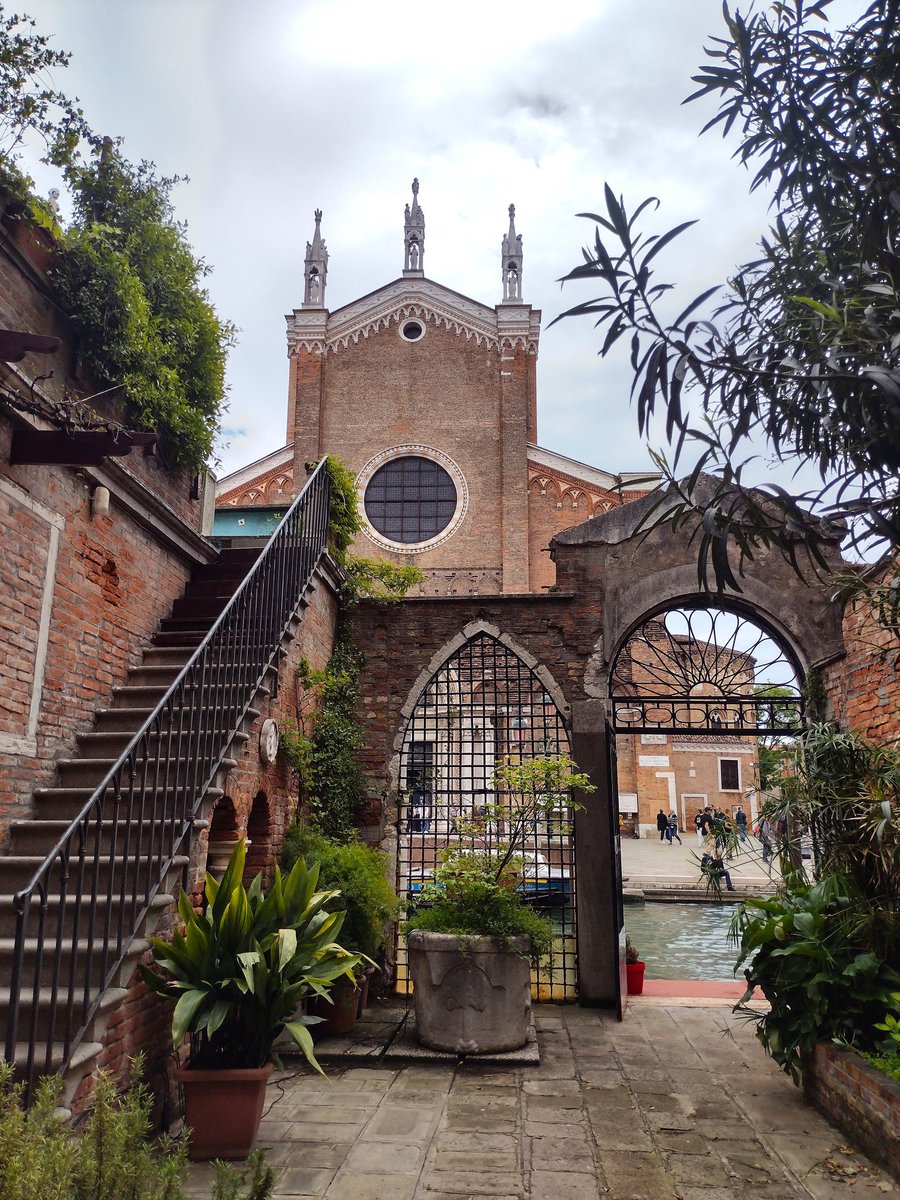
left=404, top=754, right=594, bottom=1054
left=143, top=840, right=360, bottom=1160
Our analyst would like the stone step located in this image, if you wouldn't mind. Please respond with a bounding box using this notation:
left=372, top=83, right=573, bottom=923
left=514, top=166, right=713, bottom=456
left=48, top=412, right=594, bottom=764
left=0, top=935, right=152, bottom=988
left=0, top=891, right=174, bottom=938
left=1, top=986, right=128, bottom=1042
left=7, top=817, right=168, bottom=856
left=91, top=707, right=154, bottom=734
left=31, top=784, right=223, bottom=821
left=7, top=1038, right=103, bottom=1087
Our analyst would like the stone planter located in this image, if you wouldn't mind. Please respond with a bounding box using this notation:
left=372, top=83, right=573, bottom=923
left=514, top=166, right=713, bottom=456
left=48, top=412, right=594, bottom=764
left=407, top=930, right=532, bottom=1054
left=803, top=1043, right=900, bottom=1182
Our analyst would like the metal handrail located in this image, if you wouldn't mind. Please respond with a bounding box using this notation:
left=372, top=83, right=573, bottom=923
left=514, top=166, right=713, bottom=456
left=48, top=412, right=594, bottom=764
left=4, top=460, right=331, bottom=1097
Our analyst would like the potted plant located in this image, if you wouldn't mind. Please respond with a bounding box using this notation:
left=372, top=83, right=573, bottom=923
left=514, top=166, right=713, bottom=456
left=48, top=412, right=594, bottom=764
left=403, top=754, right=594, bottom=1054
left=625, top=935, right=646, bottom=995
left=143, top=840, right=360, bottom=1160
left=281, top=824, right=399, bottom=1034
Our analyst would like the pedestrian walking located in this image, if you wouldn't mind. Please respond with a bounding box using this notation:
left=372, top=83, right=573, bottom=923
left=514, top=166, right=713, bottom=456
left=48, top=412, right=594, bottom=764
left=758, top=815, right=775, bottom=863
left=667, top=812, right=682, bottom=845
left=694, top=809, right=705, bottom=847
left=656, top=809, right=668, bottom=842
left=735, top=807, right=748, bottom=844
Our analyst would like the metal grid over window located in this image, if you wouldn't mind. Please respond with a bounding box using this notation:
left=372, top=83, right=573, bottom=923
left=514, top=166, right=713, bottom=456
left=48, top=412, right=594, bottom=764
left=364, top=455, right=457, bottom=544
left=396, top=633, right=577, bottom=1001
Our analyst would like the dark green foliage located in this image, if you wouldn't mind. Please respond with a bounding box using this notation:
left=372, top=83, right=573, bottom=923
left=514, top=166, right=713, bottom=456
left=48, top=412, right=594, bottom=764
left=281, top=824, right=399, bottom=958
left=53, top=149, right=234, bottom=469
left=557, top=0, right=900, bottom=600
left=293, top=638, right=368, bottom=841
left=142, top=840, right=360, bottom=1074
left=403, top=854, right=554, bottom=965
left=0, top=1061, right=187, bottom=1200
left=732, top=876, right=900, bottom=1084
left=0, top=8, right=233, bottom=471
left=733, top=724, right=900, bottom=1081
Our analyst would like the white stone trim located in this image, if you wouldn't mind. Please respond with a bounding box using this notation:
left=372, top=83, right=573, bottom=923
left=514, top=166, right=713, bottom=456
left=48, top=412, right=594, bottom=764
left=0, top=476, right=64, bottom=756
left=356, top=445, right=469, bottom=555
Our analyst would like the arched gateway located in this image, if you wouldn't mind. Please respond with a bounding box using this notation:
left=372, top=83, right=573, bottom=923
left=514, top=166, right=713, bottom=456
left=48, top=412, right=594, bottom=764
left=351, top=479, right=847, bottom=1013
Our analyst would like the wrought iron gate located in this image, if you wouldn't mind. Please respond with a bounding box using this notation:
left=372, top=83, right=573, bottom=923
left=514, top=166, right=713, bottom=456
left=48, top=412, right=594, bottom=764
left=395, top=633, right=577, bottom=1000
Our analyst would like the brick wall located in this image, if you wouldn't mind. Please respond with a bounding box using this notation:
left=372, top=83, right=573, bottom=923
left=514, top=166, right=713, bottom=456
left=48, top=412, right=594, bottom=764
left=73, top=565, right=341, bottom=1116
left=804, top=1043, right=900, bottom=1181
left=823, top=578, right=900, bottom=746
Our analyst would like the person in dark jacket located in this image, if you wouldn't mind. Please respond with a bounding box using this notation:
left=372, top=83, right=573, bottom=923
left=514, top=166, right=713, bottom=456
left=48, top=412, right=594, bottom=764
left=701, top=849, right=735, bottom=891
left=656, top=809, right=669, bottom=842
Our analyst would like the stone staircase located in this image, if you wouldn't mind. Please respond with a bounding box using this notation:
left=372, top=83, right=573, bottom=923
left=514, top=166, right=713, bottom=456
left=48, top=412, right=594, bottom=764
left=0, top=546, right=263, bottom=1106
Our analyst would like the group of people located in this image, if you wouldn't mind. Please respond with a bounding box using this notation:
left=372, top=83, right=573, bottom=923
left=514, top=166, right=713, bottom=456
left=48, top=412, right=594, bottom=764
left=652, top=803, right=783, bottom=891
left=655, top=809, right=682, bottom=845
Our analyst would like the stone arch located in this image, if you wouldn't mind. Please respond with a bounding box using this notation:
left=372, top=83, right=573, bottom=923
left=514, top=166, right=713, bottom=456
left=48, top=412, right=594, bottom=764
left=391, top=624, right=577, bottom=1000
left=206, top=795, right=240, bottom=878
left=244, top=790, right=272, bottom=885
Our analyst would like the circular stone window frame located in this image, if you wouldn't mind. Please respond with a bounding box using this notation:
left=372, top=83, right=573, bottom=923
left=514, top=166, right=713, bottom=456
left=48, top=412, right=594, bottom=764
left=356, top=445, right=469, bottom=555
left=399, top=318, right=426, bottom=343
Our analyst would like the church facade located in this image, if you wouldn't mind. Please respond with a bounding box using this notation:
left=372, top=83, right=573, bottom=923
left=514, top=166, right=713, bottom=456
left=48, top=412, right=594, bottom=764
left=216, top=181, right=656, bottom=595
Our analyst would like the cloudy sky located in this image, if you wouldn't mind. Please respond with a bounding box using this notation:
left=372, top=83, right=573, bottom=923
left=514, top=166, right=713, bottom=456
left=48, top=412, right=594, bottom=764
left=17, top=0, right=855, bottom=484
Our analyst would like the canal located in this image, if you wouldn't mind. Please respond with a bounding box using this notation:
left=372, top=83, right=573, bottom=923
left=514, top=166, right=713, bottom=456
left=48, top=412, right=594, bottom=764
left=624, top=900, right=744, bottom=982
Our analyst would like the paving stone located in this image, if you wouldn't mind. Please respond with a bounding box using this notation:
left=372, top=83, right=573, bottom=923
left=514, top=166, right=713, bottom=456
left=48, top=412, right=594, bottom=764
left=652, top=1129, right=715, bottom=1155
left=277, top=1120, right=365, bottom=1143
left=586, top=1110, right=654, bottom=1152
left=274, top=1165, right=337, bottom=1196
left=449, top=1089, right=519, bottom=1109
left=434, top=1131, right=518, bottom=1154
left=522, top=1077, right=582, bottom=1096
left=524, top=1098, right=585, bottom=1120
left=290, top=1104, right=372, bottom=1124
left=531, top=1169, right=607, bottom=1199
left=597, top=1149, right=679, bottom=1200
left=676, top=1187, right=740, bottom=1200
left=424, top=1170, right=524, bottom=1196
left=433, top=1150, right=519, bottom=1173
left=525, top=1118, right=588, bottom=1138
left=666, top=1152, right=733, bottom=1186
left=392, top=1068, right=454, bottom=1094
left=344, top=1140, right=426, bottom=1174
left=323, top=1171, right=417, bottom=1200
left=364, top=1105, right=437, bottom=1141
left=270, top=1141, right=349, bottom=1169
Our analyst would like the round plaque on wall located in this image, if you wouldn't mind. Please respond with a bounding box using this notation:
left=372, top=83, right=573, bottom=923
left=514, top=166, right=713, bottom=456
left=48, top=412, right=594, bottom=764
left=259, top=718, right=279, bottom=765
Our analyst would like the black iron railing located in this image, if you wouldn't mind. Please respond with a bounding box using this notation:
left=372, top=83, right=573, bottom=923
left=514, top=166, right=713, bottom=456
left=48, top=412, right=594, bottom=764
left=4, top=460, right=331, bottom=1098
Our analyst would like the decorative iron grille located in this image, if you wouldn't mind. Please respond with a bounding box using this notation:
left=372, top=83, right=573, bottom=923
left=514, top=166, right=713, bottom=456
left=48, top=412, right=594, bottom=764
left=395, top=633, right=577, bottom=1001
left=610, top=605, right=804, bottom=735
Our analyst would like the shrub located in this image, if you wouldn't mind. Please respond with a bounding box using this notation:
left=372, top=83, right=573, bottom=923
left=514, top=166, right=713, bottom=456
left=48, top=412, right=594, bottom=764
left=281, top=824, right=399, bottom=959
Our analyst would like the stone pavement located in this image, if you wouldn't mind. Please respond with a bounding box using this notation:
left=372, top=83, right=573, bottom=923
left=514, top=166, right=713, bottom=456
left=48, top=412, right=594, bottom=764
left=184, top=1003, right=899, bottom=1199
left=620, top=836, right=782, bottom=895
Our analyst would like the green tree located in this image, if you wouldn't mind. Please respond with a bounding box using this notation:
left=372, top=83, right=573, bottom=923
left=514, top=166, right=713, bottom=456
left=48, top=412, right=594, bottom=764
left=557, top=0, right=899, bottom=609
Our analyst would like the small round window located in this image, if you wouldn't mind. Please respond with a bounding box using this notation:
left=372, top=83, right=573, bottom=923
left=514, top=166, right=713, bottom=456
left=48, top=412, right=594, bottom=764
left=400, top=319, right=425, bottom=342
left=364, top=455, right=457, bottom=545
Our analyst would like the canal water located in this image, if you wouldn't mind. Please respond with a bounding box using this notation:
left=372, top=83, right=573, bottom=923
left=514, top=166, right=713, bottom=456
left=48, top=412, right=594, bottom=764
left=624, top=900, right=744, bottom=982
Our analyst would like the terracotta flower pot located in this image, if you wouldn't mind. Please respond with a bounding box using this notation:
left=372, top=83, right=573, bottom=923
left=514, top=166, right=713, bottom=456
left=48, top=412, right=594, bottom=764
left=626, top=961, right=646, bottom=995
left=176, top=1064, right=273, bottom=1160
left=308, top=975, right=361, bottom=1036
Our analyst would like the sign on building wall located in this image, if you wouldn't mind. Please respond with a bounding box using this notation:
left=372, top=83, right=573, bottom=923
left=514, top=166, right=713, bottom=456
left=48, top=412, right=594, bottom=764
left=638, top=754, right=670, bottom=767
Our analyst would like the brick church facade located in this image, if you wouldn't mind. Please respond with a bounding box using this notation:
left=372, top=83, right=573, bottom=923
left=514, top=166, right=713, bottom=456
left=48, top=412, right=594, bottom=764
left=216, top=181, right=656, bottom=595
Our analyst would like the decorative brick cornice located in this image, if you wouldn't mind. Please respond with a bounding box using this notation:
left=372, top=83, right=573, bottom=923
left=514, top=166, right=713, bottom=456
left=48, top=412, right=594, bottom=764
left=287, top=279, right=541, bottom=357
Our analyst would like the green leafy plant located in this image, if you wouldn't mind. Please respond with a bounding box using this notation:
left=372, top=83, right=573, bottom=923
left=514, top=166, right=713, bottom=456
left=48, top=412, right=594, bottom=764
left=732, top=875, right=900, bottom=1084
left=281, top=639, right=367, bottom=840
left=142, top=840, right=361, bottom=1074
left=0, top=1060, right=187, bottom=1200
left=404, top=753, right=594, bottom=963
left=556, top=1, right=900, bottom=609
left=281, top=824, right=399, bottom=959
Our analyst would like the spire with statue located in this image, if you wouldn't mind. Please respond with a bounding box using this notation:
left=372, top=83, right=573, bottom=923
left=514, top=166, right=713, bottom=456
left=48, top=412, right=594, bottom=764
left=403, top=178, right=425, bottom=277
left=501, top=203, right=523, bottom=303
left=303, top=209, right=328, bottom=308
